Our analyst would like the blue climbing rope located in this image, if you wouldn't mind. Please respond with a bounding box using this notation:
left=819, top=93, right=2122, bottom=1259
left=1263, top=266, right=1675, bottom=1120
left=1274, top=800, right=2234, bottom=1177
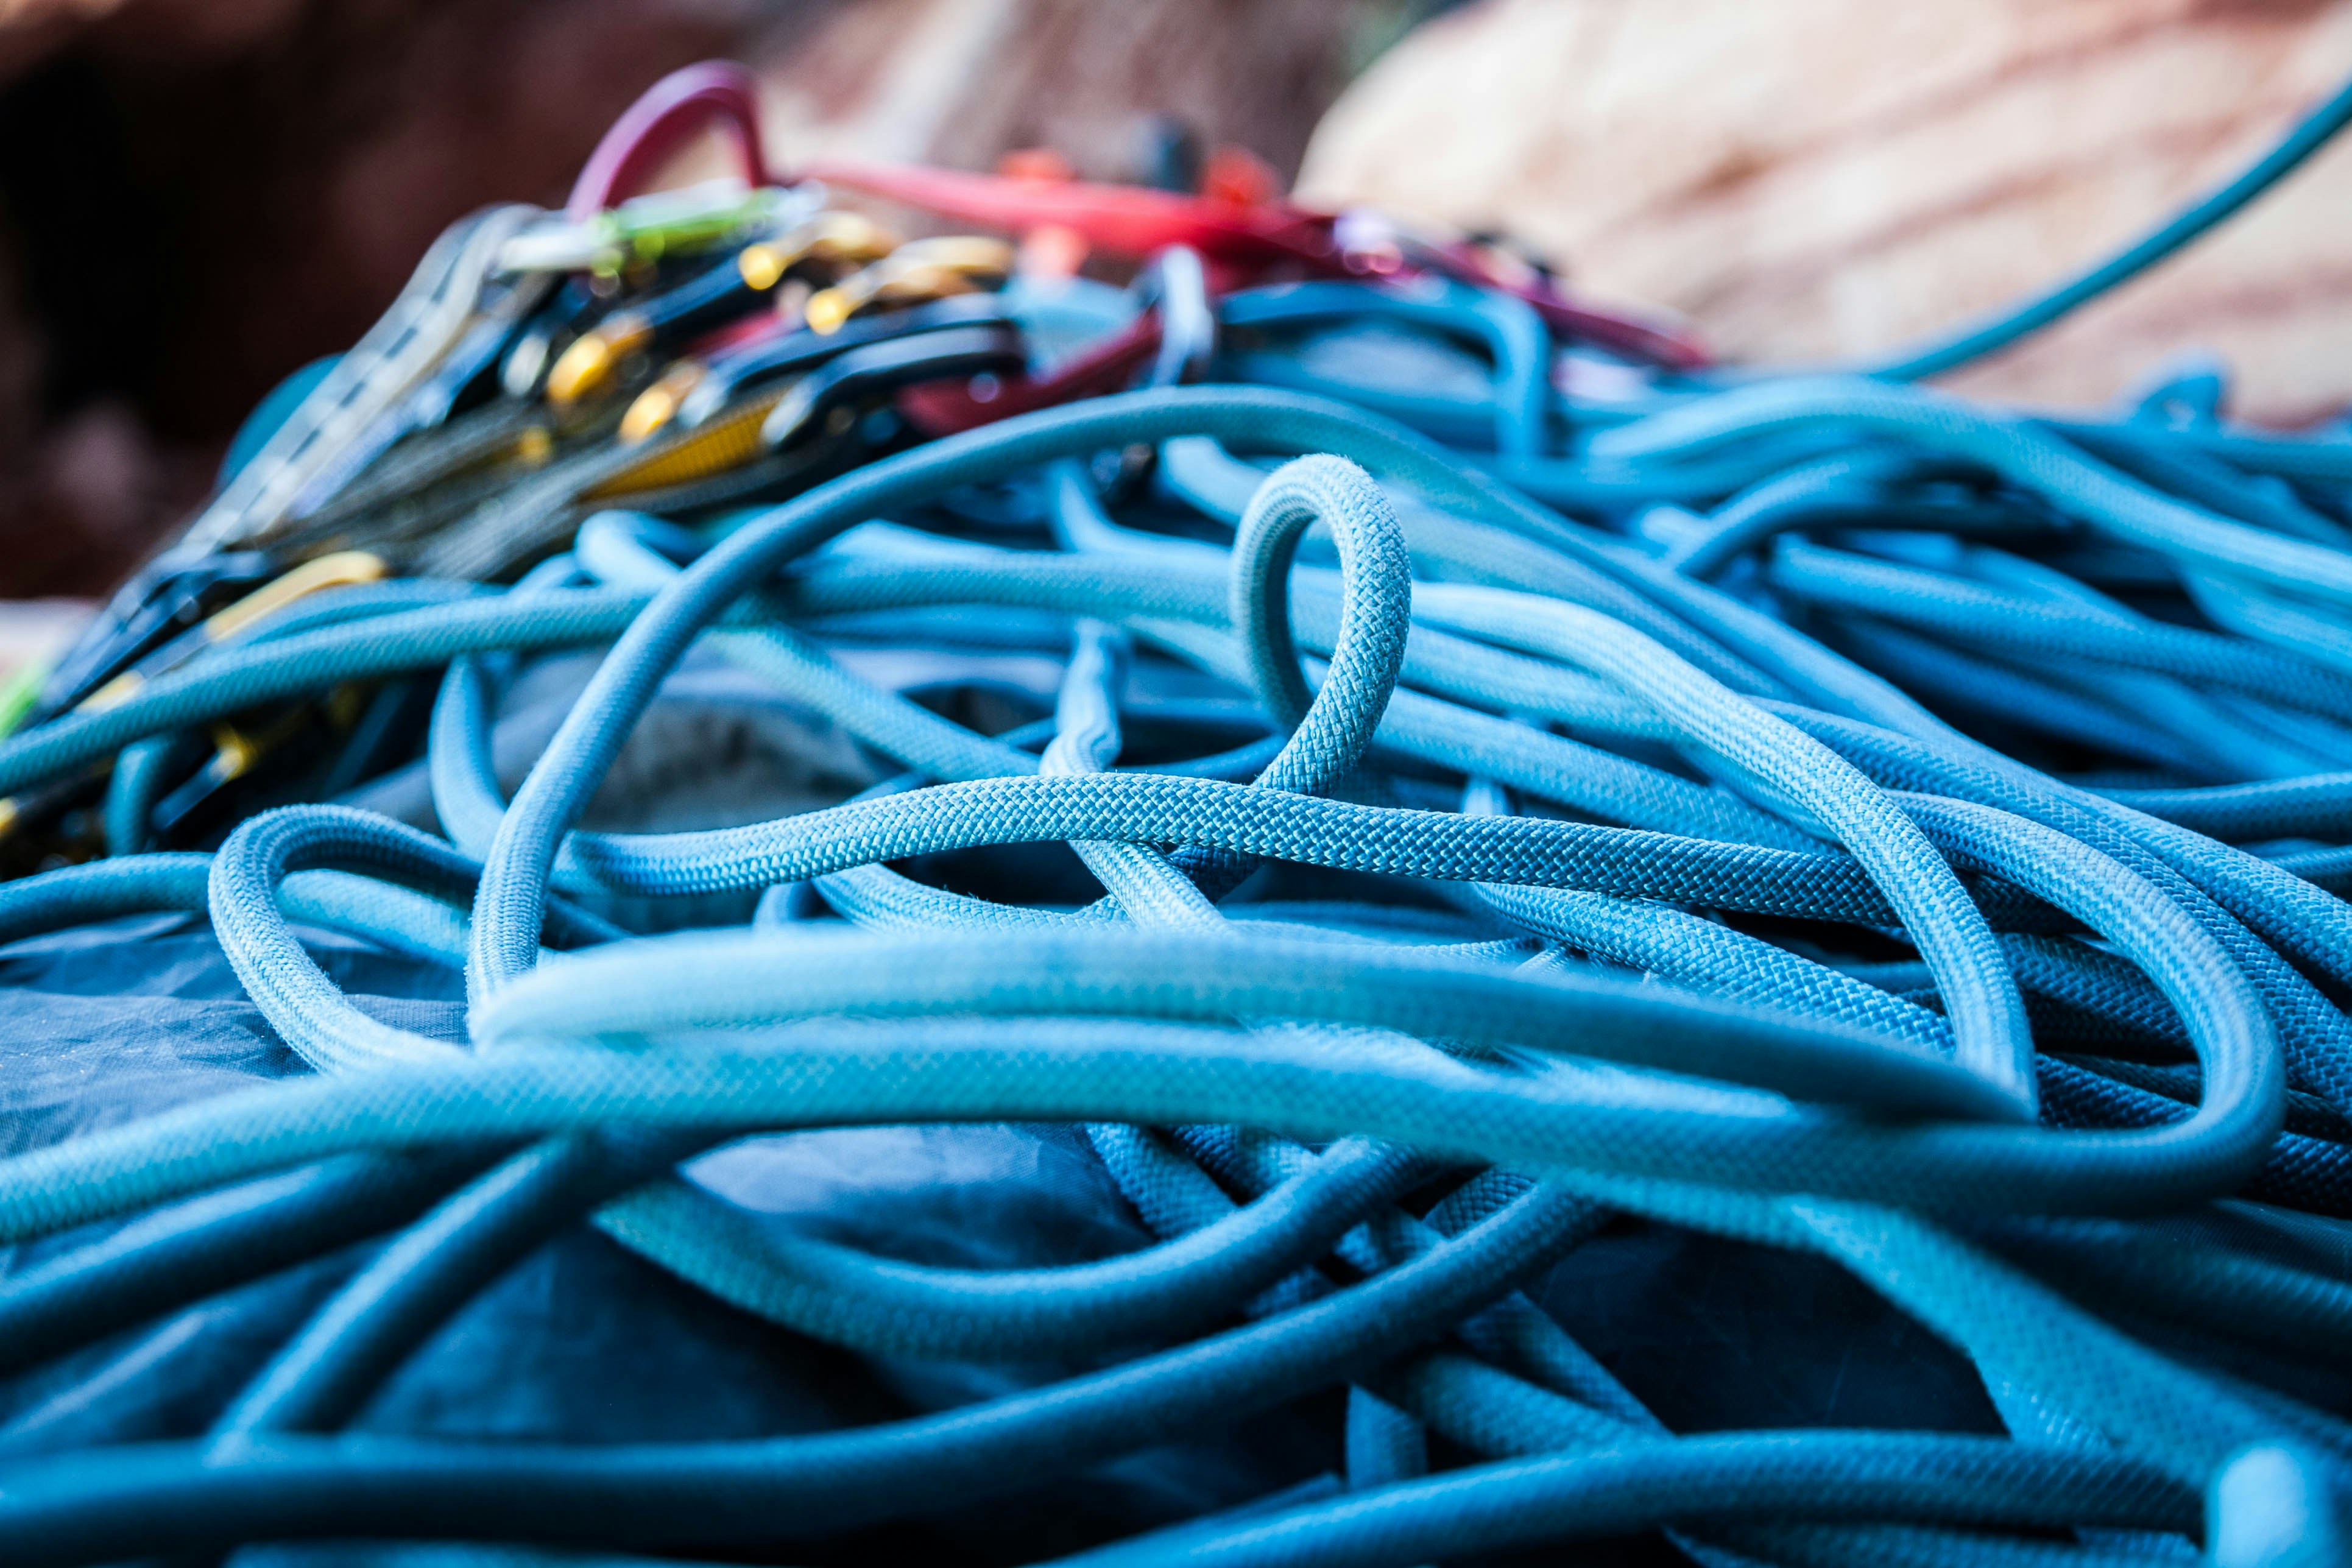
left=6, top=52, right=2352, bottom=1568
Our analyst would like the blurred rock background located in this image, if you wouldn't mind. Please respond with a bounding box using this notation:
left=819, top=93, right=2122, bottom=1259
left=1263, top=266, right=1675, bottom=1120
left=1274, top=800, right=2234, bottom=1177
left=0, top=0, right=2348, bottom=613
left=1300, top=0, right=2352, bottom=425
left=0, top=0, right=1427, bottom=601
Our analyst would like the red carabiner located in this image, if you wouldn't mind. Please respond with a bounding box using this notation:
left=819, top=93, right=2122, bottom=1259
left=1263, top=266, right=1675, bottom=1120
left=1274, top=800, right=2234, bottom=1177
left=568, top=61, right=771, bottom=220
left=805, top=160, right=1341, bottom=272
left=810, top=158, right=1709, bottom=369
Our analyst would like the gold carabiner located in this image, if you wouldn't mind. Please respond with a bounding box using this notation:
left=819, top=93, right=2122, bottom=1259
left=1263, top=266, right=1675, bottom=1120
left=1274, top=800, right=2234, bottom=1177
left=804, top=237, right=1014, bottom=335
left=79, top=551, right=389, bottom=715
left=550, top=212, right=900, bottom=410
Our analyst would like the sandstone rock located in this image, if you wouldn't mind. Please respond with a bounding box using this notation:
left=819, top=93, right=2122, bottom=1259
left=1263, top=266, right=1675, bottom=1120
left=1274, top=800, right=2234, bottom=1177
left=1298, top=0, right=2352, bottom=424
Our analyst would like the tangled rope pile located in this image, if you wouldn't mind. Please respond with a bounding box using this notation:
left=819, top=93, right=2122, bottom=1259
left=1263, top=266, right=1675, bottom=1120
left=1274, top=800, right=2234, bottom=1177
left=5, top=57, right=2352, bottom=1568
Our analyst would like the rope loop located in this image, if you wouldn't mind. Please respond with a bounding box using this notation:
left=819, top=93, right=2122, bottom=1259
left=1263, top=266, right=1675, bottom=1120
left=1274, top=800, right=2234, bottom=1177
left=1231, top=454, right=1411, bottom=795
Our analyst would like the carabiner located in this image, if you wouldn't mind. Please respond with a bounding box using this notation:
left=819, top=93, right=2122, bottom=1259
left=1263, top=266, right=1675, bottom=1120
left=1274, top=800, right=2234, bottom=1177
left=804, top=157, right=1340, bottom=275
left=803, top=237, right=1016, bottom=335
left=544, top=214, right=895, bottom=409
left=762, top=322, right=1030, bottom=449
left=565, top=60, right=771, bottom=221
left=627, top=292, right=1018, bottom=443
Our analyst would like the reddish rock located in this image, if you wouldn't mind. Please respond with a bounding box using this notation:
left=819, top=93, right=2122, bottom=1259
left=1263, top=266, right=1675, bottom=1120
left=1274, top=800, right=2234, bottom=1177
left=1299, top=0, right=2352, bottom=424
left=0, top=0, right=1380, bottom=593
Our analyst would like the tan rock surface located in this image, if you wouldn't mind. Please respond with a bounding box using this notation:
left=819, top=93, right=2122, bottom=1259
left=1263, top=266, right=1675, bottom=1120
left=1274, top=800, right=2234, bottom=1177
left=1298, top=0, right=2352, bottom=424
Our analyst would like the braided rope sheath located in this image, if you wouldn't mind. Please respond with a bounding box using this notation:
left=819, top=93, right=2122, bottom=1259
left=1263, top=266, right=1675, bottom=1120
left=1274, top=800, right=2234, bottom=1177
left=9, top=84, right=2352, bottom=1557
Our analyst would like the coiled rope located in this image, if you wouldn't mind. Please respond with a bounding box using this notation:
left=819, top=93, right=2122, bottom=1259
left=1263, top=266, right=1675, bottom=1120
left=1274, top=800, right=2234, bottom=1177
left=7, top=63, right=2352, bottom=1568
